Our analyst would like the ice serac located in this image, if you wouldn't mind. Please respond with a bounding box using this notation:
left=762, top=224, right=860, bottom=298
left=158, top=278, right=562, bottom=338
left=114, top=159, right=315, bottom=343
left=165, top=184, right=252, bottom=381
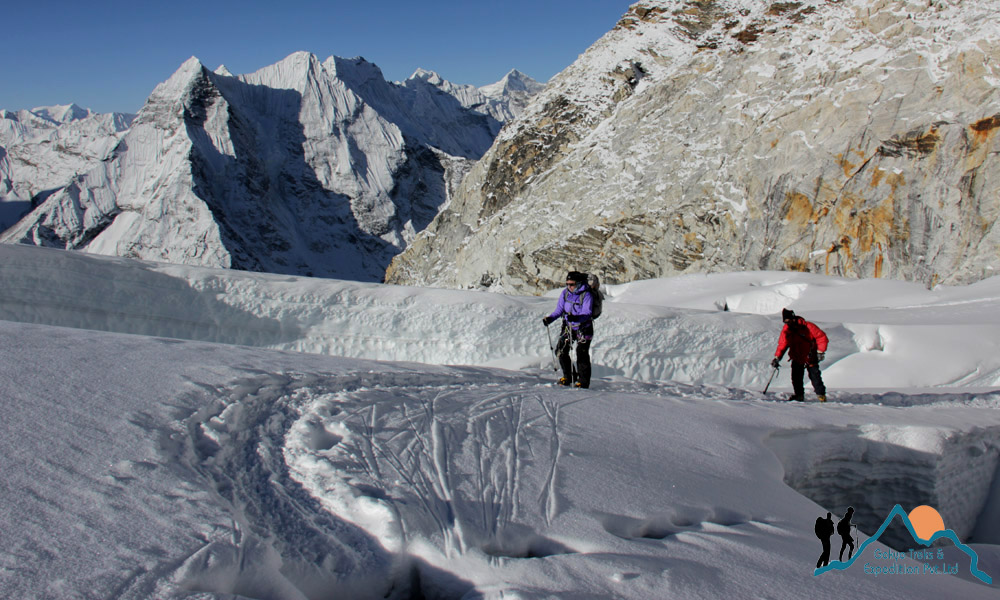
left=2, top=53, right=539, bottom=281
left=385, top=0, right=1000, bottom=293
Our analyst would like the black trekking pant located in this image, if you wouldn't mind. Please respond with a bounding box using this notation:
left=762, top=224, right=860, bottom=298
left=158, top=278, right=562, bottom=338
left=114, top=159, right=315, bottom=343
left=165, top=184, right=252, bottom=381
left=791, top=361, right=825, bottom=400
left=556, top=322, right=592, bottom=388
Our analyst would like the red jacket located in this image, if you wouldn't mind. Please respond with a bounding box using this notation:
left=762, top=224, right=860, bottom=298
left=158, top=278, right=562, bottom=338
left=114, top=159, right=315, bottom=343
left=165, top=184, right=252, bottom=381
left=775, top=317, right=828, bottom=364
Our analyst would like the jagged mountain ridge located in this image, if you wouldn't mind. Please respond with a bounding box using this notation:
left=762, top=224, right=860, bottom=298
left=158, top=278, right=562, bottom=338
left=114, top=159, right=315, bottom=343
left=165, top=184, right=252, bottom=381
left=410, top=68, right=546, bottom=124
left=0, top=105, right=135, bottom=229
left=2, top=54, right=540, bottom=280
left=386, top=0, right=1000, bottom=293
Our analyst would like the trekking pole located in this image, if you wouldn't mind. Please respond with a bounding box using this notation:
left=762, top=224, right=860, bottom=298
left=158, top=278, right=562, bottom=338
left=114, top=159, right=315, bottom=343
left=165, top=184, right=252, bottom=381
left=544, top=322, right=559, bottom=372
left=567, top=319, right=578, bottom=384
left=762, top=364, right=779, bottom=395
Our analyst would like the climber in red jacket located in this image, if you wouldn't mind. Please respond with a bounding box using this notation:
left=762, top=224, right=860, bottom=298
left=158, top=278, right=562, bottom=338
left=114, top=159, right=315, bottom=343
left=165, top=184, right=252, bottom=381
left=772, top=308, right=828, bottom=402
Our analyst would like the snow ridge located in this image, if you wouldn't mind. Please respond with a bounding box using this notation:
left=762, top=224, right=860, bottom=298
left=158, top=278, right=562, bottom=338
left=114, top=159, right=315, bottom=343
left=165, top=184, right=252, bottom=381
left=8, top=243, right=1000, bottom=390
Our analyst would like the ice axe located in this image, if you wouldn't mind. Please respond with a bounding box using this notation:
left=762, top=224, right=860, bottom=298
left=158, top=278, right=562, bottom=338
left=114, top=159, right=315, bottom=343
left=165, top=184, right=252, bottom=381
left=762, top=363, right=780, bottom=395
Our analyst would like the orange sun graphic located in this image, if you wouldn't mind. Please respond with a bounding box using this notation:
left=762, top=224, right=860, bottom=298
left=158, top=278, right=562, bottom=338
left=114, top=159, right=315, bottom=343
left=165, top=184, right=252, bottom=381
left=908, top=505, right=946, bottom=540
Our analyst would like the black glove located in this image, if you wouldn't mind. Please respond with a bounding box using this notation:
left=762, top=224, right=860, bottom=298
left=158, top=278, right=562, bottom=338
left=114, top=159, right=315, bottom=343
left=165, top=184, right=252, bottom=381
left=817, top=352, right=825, bottom=363
left=542, top=316, right=555, bottom=327
left=771, top=357, right=781, bottom=369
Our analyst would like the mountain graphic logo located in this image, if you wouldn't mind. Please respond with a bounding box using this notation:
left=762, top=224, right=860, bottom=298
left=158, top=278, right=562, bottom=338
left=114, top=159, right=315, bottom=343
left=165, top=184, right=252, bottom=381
left=814, top=504, right=992, bottom=585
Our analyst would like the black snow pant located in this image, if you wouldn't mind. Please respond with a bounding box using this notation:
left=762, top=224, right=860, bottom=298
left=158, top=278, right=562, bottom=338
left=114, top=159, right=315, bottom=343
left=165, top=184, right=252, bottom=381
left=556, top=322, right=592, bottom=388
left=791, top=361, right=825, bottom=400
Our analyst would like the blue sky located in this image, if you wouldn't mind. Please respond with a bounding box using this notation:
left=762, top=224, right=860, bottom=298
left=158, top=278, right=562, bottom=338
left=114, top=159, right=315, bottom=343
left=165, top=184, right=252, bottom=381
left=2, top=1, right=633, bottom=114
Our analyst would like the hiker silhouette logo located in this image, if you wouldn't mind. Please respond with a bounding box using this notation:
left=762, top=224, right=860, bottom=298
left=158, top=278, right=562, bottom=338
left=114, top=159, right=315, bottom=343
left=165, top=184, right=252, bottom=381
left=812, top=504, right=992, bottom=585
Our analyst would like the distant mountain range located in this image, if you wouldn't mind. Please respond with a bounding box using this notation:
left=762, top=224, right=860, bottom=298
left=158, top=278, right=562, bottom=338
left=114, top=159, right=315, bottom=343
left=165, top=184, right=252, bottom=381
left=9, top=1, right=1000, bottom=292
left=0, top=104, right=135, bottom=230
left=1, top=55, right=540, bottom=280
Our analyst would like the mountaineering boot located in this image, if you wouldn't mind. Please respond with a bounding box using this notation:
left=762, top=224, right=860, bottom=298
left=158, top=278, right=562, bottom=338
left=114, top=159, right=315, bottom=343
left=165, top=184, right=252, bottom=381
left=817, top=395, right=827, bottom=402
left=787, top=395, right=804, bottom=402
left=557, top=377, right=571, bottom=386
left=575, top=382, right=589, bottom=389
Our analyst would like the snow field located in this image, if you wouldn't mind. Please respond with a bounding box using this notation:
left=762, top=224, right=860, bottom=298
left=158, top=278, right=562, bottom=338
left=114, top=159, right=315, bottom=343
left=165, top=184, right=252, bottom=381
left=1, top=244, right=999, bottom=598
left=206, top=361, right=998, bottom=598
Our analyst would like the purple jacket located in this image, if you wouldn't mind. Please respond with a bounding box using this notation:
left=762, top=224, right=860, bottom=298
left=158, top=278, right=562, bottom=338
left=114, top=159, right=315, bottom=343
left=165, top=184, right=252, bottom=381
left=548, top=284, right=594, bottom=330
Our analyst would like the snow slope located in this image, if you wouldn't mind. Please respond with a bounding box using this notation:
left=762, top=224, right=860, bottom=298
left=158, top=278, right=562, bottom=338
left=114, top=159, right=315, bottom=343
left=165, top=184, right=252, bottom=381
left=1, top=244, right=998, bottom=598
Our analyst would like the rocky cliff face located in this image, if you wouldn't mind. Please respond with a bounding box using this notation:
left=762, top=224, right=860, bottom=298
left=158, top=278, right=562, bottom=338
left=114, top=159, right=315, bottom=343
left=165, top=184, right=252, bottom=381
left=386, top=0, right=1000, bottom=293
left=2, top=54, right=540, bottom=281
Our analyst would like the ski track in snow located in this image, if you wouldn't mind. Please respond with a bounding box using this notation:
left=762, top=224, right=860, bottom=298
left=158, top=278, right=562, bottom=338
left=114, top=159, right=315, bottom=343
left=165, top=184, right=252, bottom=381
left=306, top=384, right=576, bottom=555
left=156, top=368, right=1000, bottom=598
left=162, top=369, right=529, bottom=599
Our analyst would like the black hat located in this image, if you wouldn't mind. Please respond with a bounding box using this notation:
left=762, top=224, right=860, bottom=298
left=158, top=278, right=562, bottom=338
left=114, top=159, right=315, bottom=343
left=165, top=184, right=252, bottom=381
left=782, top=308, right=795, bottom=321
left=566, top=271, right=585, bottom=282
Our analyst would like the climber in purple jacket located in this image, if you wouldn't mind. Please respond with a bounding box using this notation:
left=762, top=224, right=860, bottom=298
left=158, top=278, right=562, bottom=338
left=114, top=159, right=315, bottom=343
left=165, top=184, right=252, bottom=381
left=542, top=271, right=594, bottom=388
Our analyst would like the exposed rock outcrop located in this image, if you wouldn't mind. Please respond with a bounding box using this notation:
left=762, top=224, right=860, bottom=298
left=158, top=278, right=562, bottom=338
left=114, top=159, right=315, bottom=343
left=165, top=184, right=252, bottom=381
left=387, top=0, right=1000, bottom=293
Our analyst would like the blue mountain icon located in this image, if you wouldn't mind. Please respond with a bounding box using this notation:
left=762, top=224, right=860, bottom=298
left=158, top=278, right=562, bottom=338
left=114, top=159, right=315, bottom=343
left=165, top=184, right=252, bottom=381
left=814, top=504, right=992, bottom=585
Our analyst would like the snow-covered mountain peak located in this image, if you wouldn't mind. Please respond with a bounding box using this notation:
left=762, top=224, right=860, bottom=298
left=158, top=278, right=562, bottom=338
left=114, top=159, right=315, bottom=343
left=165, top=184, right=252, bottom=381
left=479, top=69, right=544, bottom=97
left=2, top=51, right=541, bottom=280
left=30, top=103, right=92, bottom=124
left=326, top=55, right=390, bottom=89
left=143, top=56, right=211, bottom=108
left=407, top=68, right=444, bottom=85
left=231, top=51, right=329, bottom=94
left=176, top=55, right=207, bottom=75
left=395, top=67, right=544, bottom=130
left=2, top=104, right=100, bottom=131
left=0, top=100, right=136, bottom=230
